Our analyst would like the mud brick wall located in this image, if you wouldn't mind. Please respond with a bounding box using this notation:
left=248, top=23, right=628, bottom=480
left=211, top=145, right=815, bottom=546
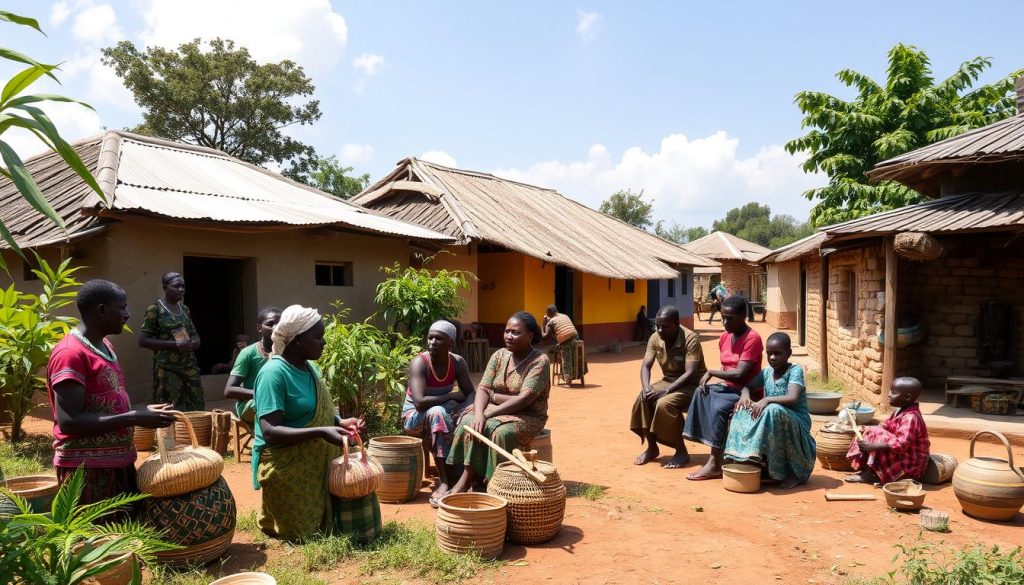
left=720, top=260, right=761, bottom=300
left=804, top=257, right=823, bottom=363
left=767, top=309, right=796, bottom=330
left=898, top=235, right=1024, bottom=390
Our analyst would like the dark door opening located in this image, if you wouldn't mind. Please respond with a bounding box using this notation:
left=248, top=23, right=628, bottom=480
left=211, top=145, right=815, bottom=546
left=647, top=279, right=660, bottom=318
left=554, top=266, right=574, bottom=322
left=182, top=256, right=249, bottom=374
left=798, top=268, right=807, bottom=347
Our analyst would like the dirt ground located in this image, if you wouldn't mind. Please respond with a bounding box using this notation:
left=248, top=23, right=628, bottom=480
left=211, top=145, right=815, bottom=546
left=13, top=320, right=1024, bottom=584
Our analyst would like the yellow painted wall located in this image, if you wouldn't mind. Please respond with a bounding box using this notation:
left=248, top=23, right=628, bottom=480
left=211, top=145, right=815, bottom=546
left=523, top=256, right=555, bottom=321
left=581, top=272, right=647, bottom=323
left=477, top=252, right=524, bottom=323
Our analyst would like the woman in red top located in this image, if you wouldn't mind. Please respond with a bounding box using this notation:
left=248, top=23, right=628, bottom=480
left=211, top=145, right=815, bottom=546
left=684, top=296, right=763, bottom=481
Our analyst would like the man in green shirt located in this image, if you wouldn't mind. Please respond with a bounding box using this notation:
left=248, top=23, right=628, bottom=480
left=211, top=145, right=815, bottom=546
left=629, top=306, right=707, bottom=468
left=224, top=307, right=281, bottom=421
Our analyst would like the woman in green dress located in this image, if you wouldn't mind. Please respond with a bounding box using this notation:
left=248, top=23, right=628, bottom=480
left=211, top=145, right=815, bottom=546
left=138, top=272, right=205, bottom=411
left=252, top=305, right=368, bottom=542
left=447, top=311, right=551, bottom=494
left=224, top=306, right=282, bottom=423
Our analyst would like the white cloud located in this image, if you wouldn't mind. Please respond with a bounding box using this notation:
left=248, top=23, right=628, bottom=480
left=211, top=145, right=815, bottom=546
left=338, top=144, right=375, bottom=166
left=420, top=150, right=458, bottom=168
left=493, top=131, right=823, bottom=226
left=576, top=10, right=603, bottom=41
left=353, top=54, right=384, bottom=76
left=61, top=51, right=138, bottom=111
left=50, top=1, right=72, bottom=26
left=71, top=3, right=123, bottom=44
left=138, top=0, right=348, bottom=73
left=4, top=100, right=104, bottom=160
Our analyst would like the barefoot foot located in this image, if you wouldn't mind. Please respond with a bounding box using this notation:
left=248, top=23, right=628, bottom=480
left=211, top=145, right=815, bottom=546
left=634, top=445, right=660, bottom=465
left=843, top=470, right=878, bottom=484
left=687, top=458, right=722, bottom=481
left=662, top=452, right=691, bottom=469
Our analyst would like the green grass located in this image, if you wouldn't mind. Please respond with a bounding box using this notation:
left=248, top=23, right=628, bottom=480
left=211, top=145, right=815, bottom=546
left=302, top=534, right=355, bottom=571
left=805, top=370, right=849, bottom=395
left=148, top=566, right=210, bottom=585
left=847, top=542, right=1024, bottom=585
left=360, top=520, right=495, bottom=583
left=567, top=482, right=606, bottom=501
left=0, top=434, right=52, bottom=478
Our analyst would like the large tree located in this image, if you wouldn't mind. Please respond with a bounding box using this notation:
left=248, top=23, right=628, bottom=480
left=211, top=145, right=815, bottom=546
left=283, top=153, right=370, bottom=200
left=712, top=202, right=812, bottom=249
left=599, top=189, right=654, bottom=229
left=102, top=38, right=321, bottom=167
left=654, top=221, right=707, bottom=244
left=786, top=44, right=1020, bottom=227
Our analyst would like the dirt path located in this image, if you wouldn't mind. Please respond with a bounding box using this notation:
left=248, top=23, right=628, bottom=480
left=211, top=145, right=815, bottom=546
left=12, top=320, right=1024, bottom=584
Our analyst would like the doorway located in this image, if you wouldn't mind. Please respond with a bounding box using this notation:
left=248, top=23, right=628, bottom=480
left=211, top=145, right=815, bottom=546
left=182, top=256, right=253, bottom=374
left=798, top=268, right=807, bottom=347
left=554, top=266, right=574, bottom=322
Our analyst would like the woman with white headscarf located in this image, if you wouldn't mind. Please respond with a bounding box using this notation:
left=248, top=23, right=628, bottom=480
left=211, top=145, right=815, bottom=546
left=401, top=320, right=475, bottom=506
left=251, top=305, right=366, bottom=541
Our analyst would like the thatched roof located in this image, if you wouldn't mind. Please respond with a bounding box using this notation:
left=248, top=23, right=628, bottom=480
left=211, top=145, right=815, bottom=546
left=352, top=158, right=717, bottom=279
left=681, top=231, right=770, bottom=263
left=0, top=131, right=452, bottom=250
left=868, top=114, right=1024, bottom=195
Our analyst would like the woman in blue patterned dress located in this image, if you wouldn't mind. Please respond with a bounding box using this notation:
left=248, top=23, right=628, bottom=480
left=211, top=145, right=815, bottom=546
left=724, top=332, right=815, bottom=489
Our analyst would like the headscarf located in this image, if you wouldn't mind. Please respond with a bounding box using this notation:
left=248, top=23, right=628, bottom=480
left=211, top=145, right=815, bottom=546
left=271, top=305, right=322, bottom=356
left=428, top=320, right=457, bottom=342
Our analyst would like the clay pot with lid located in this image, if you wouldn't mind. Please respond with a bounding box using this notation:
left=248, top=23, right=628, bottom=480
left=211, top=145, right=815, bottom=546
left=952, top=430, right=1024, bottom=521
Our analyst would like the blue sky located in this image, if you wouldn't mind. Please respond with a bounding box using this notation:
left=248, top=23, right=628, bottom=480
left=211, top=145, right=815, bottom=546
left=4, top=0, right=1023, bottom=229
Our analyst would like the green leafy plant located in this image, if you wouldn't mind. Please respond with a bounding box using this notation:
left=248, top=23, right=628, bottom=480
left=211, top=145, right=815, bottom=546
left=0, top=9, right=105, bottom=271
left=0, top=254, right=83, bottom=441
left=318, top=302, right=421, bottom=433
left=0, top=466, right=178, bottom=585
left=373, top=255, right=472, bottom=339
left=853, top=540, right=1024, bottom=585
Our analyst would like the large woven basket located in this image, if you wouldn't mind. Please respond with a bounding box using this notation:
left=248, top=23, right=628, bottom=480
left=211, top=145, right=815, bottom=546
left=487, top=458, right=565, bottom=544
left=329, top=434, right=384, bottom=500
left=435, top=492, right=507, bottom=560
left=138, top=411, right=223, bottom=497
left=133, top=427, right=155, bottom=451
left=815, top=427, right=855, bottom=471
left=142, top=477, right=236, bottom=566
left=174, top=411, right=213, bottom=447
left=367, top=436, right=424, bottom=503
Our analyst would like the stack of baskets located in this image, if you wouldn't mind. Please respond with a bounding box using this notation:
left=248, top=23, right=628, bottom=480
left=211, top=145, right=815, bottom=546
left=137, top=411, right=235, bottom=566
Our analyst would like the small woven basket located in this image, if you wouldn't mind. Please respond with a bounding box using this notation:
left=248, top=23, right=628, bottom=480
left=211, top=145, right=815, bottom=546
left=487, top=457, right=565, bottom=544
left=138, top=411, right=224, bottom=497
left=174, top=411, right=213, bottom=448
left=328, top=434, right=384, bottom=500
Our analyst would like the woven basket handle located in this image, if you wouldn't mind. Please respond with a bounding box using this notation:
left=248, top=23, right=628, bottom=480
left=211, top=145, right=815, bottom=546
left=156, top=410, right=198, bottom=458
left=969, top=430, right=1024, bottom=481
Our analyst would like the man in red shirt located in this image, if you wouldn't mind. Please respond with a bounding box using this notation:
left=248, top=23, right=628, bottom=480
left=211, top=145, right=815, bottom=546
left=47, top=279, right=175, bottom=508
left=684, top=296, right=763, bottom=480
left=845, top=377, right=930, bottom=484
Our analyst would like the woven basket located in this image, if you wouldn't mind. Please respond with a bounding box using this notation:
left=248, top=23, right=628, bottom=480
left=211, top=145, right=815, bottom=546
left=143, top=477, right=236, bottom=566
left=329, top=434, right=384, bottom=500
left=210, top=410, right=233, bottom=455
left=138, top=411, right=223, bottom=497
left=77, top=537, right=136, bottom=585
left=367, top=436, right=424, bottom=503
left=435, top=492, right=507, bottom=560
left=1, top=475, right=59, bottom=513
left=133, top=427, right=155, bottom=451
left=174, top=411, right=213, bottom=447
left=982, top=393, right=1017, bottom=415
left=815, top=428, right=855, bottom=471
left=487, top=458, right=565, bottom=544
left=894, top=232, right=944, bottom=261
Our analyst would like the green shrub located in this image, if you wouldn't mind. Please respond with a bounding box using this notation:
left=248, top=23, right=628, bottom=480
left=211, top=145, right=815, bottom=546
left=373, top=255, right=472, bottom=339
left=853, top=541, right=1024, bottom=585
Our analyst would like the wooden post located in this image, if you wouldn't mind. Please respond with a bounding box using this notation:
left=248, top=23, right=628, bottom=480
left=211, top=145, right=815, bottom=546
left=882, top=238, right=898, bottom=395
left=819, top=254, right=829, bottom=380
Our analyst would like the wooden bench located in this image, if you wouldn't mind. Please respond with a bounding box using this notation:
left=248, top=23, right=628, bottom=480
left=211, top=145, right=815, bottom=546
left=945, top=376, right=1024, bottom=408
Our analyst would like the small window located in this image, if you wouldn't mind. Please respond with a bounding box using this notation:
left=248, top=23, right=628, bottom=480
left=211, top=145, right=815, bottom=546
left=667, top=278, right=676, bottom=298
left=625, top=279, right=635, bottom=293
left=315, top=262, right=353, bottom=287
left=679, top=275, right=687, bottom=296
left=839, top=270, right=857, bottom=327
left=22, top=257, right=40, bottom=282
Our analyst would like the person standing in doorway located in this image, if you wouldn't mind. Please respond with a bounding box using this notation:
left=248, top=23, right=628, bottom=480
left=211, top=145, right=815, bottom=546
left=139, top=272, right=205, bottom=411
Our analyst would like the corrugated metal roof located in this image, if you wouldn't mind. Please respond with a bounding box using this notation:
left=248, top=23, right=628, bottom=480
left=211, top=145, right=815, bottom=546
left=758, top=232, right=827, bottom=264
left=353, top=158, right=717, bottom=280
left=824, top=191, right=1024, bottom=236
left=681, top=231, right=771, bottom=262
left=0, top=131, right=452, bottom=249
left=868, top=114, right=1024, bottom=191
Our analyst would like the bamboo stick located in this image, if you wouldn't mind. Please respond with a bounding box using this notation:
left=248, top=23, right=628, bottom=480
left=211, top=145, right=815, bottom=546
left=464, top=425, right=547, bottom=483
left=824, top=492, right=877, bottom=502
left=847, top=407, right=864, bottom=441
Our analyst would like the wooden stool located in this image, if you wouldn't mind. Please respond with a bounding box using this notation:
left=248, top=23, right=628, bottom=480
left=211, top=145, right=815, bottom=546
left=551, top=340, right=586, bottom=386
left=464, top=339, right=490, bottom=373
left=232, top=413, right=255, bottom=463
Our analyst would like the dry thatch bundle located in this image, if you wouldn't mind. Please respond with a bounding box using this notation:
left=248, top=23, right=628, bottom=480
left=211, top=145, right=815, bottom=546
left=894, top=231, right=944, bottom=261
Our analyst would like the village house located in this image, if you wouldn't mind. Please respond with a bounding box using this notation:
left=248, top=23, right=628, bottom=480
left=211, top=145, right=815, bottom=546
left=682, top=231, right=770, bottom=318
left=760, top=80, right=1024, bottom=406
left=352, top=158, right=716, bottom=348
left=0, top=131, right=451, bottom=402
